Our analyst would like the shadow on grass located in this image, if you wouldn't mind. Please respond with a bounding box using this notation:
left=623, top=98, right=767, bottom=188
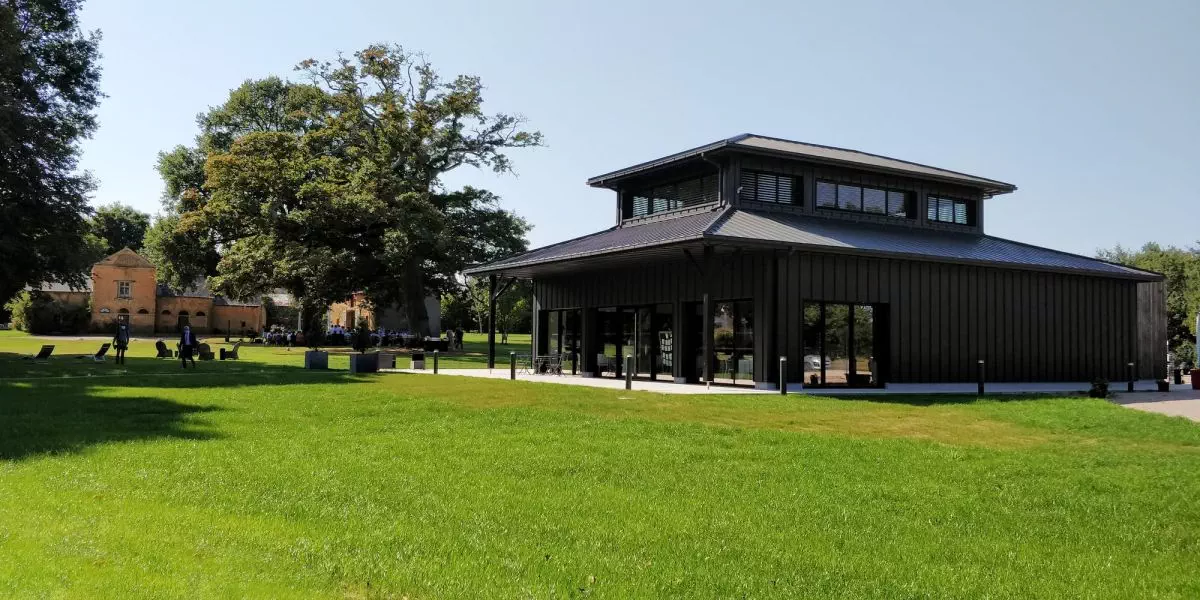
left=0, top=362, right=364, bottom=460
left=0, top=386, right=220, bottom=460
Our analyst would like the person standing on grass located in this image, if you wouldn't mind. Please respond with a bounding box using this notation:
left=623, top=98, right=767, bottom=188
left=179, top=325, right=197, bottom=368
left=112, top=323, right=130, bottom=365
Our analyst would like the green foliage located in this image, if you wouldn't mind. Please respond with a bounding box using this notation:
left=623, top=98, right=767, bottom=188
left=1098, top=242, right=1200, bottom=355
left=439, top=287, right=473, bottom=331
left=262, top=295, right=299, bottom=329
left=90, top=203, right=150, bottom=254
left=4, top=290, right=90, bottom=334
left=0, top=0, right=103, bottom=304
left=140, top=214, right=219, bottom=290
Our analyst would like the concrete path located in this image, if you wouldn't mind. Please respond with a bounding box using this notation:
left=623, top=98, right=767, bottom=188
left=1113, top=385, right=1200, bottom=422
left=387, top=368, right=770, bottom=394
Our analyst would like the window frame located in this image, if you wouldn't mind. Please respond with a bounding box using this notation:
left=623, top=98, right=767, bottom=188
left=816, top=180, right=913, bottom=219
left=117, top=281, right=132, bottom=299
left=926, top=194, right=976, bottom=226
left=738, top=170, right=798, bottom=205
left=626, top=172, right=720, bottom=219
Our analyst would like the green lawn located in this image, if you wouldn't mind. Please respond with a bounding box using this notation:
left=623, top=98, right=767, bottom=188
left=0, top=330, right=530, bottom=378
left=0, top=333, right=1198, bottom=597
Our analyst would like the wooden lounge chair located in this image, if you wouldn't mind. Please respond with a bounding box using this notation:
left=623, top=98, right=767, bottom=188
left=24, top=345, right=54, bottom=362
left=220, top=341, right=242, bottom=360
left=155, top=340, right=172, bottom=358
left=92, top=343, right=110, bottom=362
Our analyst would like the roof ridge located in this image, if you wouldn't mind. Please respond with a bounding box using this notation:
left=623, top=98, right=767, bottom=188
left=737, top=134, right=1015, bottom=189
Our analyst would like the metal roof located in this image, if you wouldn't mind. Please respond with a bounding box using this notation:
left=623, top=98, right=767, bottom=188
left=707, top=210, right=1159, bottom=280
left=587, top=134, right=1017, bottom=196
left=463, top=208, right=722, bottom=276
left=468, top=208, right=1159, bottom=281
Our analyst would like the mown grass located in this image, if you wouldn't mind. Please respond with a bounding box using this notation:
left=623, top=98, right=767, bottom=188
left=0, top=330, right=529, bottom=378
left=0, top=361, right=1198, bottom=598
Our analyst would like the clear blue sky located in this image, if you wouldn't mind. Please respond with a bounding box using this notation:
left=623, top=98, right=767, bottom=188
left=78, top=0, right=1199, bottom=256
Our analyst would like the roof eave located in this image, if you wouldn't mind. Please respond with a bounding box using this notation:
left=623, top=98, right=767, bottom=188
left=702, top=233, right=1159, bottom=281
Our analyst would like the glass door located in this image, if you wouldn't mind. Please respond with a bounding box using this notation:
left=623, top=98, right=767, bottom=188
left=824, top=304, right=850, bottom=385
left=802, top=301, right=882, bottom=387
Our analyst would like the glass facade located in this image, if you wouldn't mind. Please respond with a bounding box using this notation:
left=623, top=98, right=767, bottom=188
left=801, top=301, right=879, bottom=387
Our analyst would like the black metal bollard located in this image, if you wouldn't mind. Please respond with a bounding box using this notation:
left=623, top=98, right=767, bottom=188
left=571, top=351, right=577, bottom=375
left=433, top=350, right=439, bottom=374
left=1174, top=368, right=1183, bottom=385
left=510, top=352, right=516, bottom=380
left=1127, top=362, right=1135, bottom=392
left=625, top=355, right=633, bottom=390
left=779, top=357, right=788, bottom=395
left=977, top=360, right=985, bottom=396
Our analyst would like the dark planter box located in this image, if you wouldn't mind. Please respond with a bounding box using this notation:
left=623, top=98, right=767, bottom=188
left=1192, top=369, right=1200, bottom=391
left=304, top=350, right=328, bottom=370
left=350, top=353, right=378, bottom=374
left=1157, top=380, right=1170, bottom=392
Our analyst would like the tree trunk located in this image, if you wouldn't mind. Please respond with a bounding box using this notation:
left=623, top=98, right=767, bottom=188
left=401, top=257, right=430, bottom=337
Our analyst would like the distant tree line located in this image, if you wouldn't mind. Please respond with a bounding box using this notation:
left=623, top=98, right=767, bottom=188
left=1098, top=242, right=1200, bottom=364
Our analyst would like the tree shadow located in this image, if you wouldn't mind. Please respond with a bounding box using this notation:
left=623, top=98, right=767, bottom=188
left=0, top=364, right=364, bottom=460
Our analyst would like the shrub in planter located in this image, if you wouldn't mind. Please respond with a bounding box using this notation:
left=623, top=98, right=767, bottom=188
left=1088, top=378, right=1109, bottom=398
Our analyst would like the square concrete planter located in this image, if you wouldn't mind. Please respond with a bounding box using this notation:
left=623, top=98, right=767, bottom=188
left=349, top=353, right=378, bottom=374
left=304, top=350, right=328, bottom=370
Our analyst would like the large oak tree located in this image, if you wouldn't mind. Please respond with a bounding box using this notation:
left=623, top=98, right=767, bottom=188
left=0, top=0, right=103, bottom=303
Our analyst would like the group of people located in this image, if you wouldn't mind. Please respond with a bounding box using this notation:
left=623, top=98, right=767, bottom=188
left=262, top=326, right=301, bottom=349
left=111, top=322, right=200, bottom=368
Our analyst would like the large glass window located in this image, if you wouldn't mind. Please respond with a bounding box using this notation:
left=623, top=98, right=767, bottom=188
left=595, top=306, right=673, bottom=379
left=802, top=301, right=880, bottom=387
left=816, top=181, right=911, bottom=218
left=117, top=281, right=132, bottom=299
left=927, top=195, right=975, bottom=225
left=628, top=174, right=719, bottom=218
left=738, top=170, right=797, bottom=204
left=713, top=300, right=754, bottom=386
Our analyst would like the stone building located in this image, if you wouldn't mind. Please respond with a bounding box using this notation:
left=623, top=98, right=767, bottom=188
left=36, top=248, right=266, bottom=336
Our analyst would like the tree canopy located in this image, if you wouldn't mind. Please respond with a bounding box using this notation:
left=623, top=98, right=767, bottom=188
left=90, top=203, right=150, bottom=254
left=0, top=0, right=103, bottom=303
left=1098, top=242, right=1200, bottom=362
left=152, top=45, right=538, bottom=335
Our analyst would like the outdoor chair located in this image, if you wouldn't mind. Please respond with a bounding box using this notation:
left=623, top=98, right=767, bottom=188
left=24, top=345, right=55, bottom=362
left=197, top=343, right=215, bottom=361
left=155, top=340, right=172, bottom=358
left=91, top=343, right=111, bottom=362
left=220, top=341, right=243, bottom=360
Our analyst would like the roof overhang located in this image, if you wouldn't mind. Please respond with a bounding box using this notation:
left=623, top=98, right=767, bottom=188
left=587, top=134, right=1017, bottom=197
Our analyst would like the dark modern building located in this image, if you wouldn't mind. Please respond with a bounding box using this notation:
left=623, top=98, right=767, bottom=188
left=467, top=134, right=1165, bottom=389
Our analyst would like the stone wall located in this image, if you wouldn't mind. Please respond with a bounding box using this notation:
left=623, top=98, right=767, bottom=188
left=156, top=296, right=215, bottom=333
left=91, top=263, right=156, bottom=334
left=212, top=304, right=265, bottom=335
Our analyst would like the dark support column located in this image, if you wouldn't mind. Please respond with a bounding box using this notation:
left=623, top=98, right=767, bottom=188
left=702, top=292, right=713, bottom=383
left=487, top=274, right=497, bottom=369
left=672, top=299, right=686, bottom=383
left=580, top=308, right=597, bottom=376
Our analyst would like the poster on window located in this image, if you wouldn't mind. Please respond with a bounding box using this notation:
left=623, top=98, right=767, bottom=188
left=659, top=330, right=673, bottom=369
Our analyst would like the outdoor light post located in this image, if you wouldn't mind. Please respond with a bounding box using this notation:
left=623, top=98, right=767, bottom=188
left=779, top=357, right=787, bottom=395
left=977, top=360, right=985, bottom=396
left=1127, top=362, right=1135, bottom=392
left=625, top=355, right=633, bottom=390
left=432, top=350, right=438, bottom=374
left=510, top=352, right=516, bottom=380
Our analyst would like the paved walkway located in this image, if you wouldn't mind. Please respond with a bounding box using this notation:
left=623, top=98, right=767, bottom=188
left=1113, top=384, right=1200, bottom=422
left=387, top=368, right=1174, bottom=398
left=387, top=368, right=770, bottom=394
